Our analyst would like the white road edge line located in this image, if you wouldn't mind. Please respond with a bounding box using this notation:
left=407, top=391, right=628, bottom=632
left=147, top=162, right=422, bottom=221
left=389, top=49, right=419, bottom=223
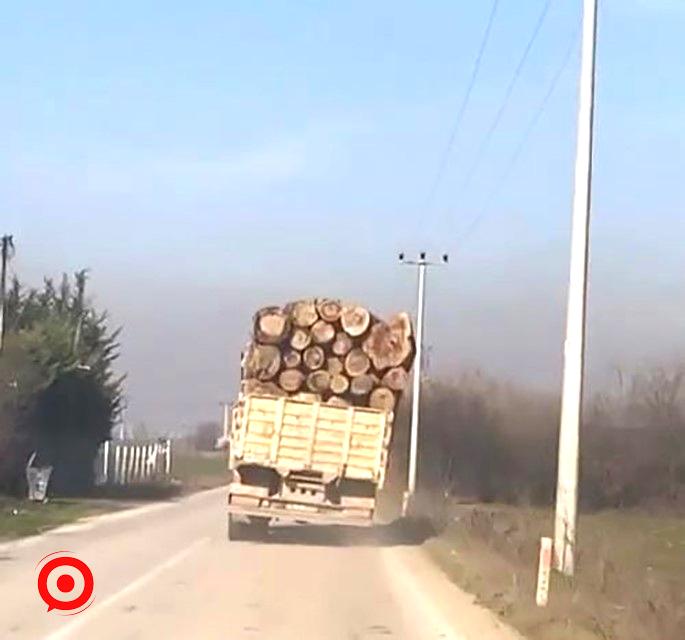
left=42, top=536, right=210, bottom=640
left=0, top=485, right=228, bottom=554
left=382, top=548, right=465, bottom=640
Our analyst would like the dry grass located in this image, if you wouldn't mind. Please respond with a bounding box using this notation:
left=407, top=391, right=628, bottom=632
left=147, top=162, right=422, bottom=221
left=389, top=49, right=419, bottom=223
left=170, top=449, right=229, bottom=491
left=0, top=449, right=229, bottom=541
left=0, top=497, right=120, bottom=541
left=426, top=504, right=685, bottom=640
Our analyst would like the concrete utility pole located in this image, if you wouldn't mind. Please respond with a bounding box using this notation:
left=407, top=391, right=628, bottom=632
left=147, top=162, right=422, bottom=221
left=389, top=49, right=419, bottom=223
left=399, top=251, right=448, bottom=515
left=553, top=0, right=598, bottom=576
left=0, top=235, right=15, bottom=354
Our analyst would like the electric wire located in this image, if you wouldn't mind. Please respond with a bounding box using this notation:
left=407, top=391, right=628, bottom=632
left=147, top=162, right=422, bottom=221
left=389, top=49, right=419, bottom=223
left=457, top=0, right=555, bottom=195
left=458, top=27, right=580, bottom=244
left=424, top=0, right=501, bottom=209
left=422, top=0, right=556, bottom=244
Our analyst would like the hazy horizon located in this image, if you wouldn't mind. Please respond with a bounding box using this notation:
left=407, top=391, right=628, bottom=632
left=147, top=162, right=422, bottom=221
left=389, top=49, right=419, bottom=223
left=3, top=1, right=684, bottom=429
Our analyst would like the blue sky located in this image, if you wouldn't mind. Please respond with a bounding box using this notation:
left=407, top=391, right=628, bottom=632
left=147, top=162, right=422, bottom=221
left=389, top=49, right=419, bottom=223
left=2, top=1, right=684, bottom=427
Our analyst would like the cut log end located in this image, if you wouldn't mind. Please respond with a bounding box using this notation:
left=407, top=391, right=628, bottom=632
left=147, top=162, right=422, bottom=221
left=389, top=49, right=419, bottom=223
left=344, top=348, right=371, bottom=377
left=311, top=319, right=336, bottom=345
left=330, top=373, right=350, bottom=395
left=382, top=367, right=409, bottom=392
left=279, top=369, right=305, bottom=393
left=332, top=332, right=353, bottom=357
left=290, top=328, right=312, bottom=351
left=369, top=387, right=396, bottom=412
left=290, top=299, right=319, bottom=328
left=303, top=345, right=326, bottom=371
left=363, top=321, right=413, bottom=370
left=316, top=298, right=342, bottom=323
left=253, top=306, right=290, bottom=344
left=307, top=370, right=331, bottom=394
left=283, top=349, right=302, bottom=369
left=350, top=374, right=375, bottom=396
left=327, top=357, right=344, bottom=376
left=341, top=305, right=371, bottom=337
left=244, top=344, right=281, bottom=381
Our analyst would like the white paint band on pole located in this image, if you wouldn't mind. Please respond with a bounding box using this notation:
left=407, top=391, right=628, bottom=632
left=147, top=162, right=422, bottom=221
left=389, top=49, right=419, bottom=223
left=536, top=537, right=553, bottom=607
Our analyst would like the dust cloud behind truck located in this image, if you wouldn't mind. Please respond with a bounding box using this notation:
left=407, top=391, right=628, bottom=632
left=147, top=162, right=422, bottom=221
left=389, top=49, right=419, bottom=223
left=225, top=298, right=416, bottom=540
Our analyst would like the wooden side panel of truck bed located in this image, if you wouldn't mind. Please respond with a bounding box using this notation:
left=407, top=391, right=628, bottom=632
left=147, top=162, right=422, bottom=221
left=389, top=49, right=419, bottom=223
left=231, top=394, right=392, bottom=486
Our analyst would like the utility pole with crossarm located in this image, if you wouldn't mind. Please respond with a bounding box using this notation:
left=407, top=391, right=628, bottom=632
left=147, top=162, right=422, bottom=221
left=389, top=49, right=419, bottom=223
left=399, top=251, right=448, bottom=516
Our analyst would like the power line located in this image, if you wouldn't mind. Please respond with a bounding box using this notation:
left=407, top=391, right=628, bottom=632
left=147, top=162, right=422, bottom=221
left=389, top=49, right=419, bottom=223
left=455, top=0, right=555, bottom=196
left=424, top=0, right=501, bottom=209
left=459, top=28, right=580, bottom=243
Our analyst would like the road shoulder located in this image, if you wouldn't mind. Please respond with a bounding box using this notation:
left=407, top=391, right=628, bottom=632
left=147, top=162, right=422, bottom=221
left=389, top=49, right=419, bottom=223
left=383, top=544, right=525, bottom=640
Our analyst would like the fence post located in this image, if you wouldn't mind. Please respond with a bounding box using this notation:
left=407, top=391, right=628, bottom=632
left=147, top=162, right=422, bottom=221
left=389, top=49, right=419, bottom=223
left=102, top=440, right=110, bottom=484
left=128, top=444, right=135, bottom=482
left=153, top=443, right=159, bottom=478
left=114, top=445, right=121, bottom=484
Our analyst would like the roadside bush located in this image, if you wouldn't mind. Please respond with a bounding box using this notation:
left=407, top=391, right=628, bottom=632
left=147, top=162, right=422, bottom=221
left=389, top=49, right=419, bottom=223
left=0, top=272, right=123, bottom=495
left=418, top=367, right=685, bottom=510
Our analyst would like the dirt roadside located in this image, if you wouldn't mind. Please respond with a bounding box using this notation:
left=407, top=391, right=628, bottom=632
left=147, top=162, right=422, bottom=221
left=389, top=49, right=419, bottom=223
left=424, top=503, right=685, bottom=640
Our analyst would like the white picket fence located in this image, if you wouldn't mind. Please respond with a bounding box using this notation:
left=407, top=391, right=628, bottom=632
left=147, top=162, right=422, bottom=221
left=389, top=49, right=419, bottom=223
left=94, top=439, right=172, bottom=485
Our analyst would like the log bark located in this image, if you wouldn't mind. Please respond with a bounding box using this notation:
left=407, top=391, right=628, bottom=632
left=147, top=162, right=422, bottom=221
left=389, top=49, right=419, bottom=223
left=332, top=332, right=353, bottom=356
left=290, top=328, right=312, bottom=351
left=303, top=345, right=326, bottom=371
left=350, top=374, right=375, bottom=396
left=327, top=357, right=344, bottom=376
left=344, top=348, right=371, bottom=377
left=330, top=373, right=350, bottom=395
left=254, top=306, right=289, bottom=344
left=326, top=396, right=351, bottom=408
left=316, top=298, right=342, bottom=323
left=290, top=299, right=319, bottom=328
left=369, top=387, right=396, bottom=412
left=242, top=379, right=286, bottom=396
left=283, top=349, right=302, bottom=369
left=295, top=392, right=321, bottom=403
left=311, top=319, right=335, bottom=345
left=362, top=320, right=412, bottom=370
left=307, top=370, right=331, bottom=394
left=244, top=344, right=281, bottom=381
left=341, top=305, right=371, bottom=337
left=382, top=367, right=409, bottom=391
left=279, top=369, right=305, bottom=392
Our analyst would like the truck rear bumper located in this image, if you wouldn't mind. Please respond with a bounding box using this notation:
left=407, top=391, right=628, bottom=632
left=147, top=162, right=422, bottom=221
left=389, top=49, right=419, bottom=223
left=227, top=503, right=373, bottom=527
left=228, top=484, right=374, bottom=527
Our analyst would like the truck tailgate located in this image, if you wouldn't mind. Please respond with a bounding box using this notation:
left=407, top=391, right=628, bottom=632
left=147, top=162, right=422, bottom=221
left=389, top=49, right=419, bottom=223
left=232, top=395, right=391, bottom=484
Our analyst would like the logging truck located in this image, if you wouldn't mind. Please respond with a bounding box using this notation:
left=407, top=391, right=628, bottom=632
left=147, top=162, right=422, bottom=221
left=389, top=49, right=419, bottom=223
left=226, top=393, right=393, bottom=539
left=226, top=298, right=414, bottom=540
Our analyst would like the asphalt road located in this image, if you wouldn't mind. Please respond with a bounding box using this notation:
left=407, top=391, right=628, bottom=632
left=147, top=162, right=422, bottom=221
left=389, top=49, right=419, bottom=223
left=0, top=487, right=519, bottom=640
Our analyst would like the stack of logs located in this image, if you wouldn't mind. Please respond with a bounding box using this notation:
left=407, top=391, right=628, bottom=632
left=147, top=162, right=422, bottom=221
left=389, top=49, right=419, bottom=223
left=241, top=299, right=415, bottom=413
